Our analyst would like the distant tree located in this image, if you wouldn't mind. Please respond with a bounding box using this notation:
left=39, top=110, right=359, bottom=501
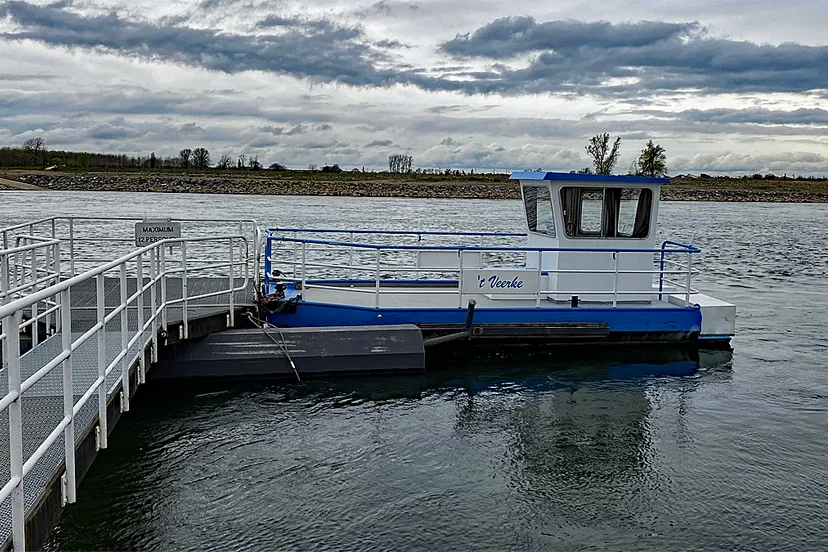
left=179, top=148, right=192, bottom=169
left=192, top=147, right=210, bottom=169
left=216, top=154, right=233, bottom=169
left=149, top=152, right=157, bottom=169
left=269, top=162, right=287, bottom=171
left=248, top=155, right=261, bottom=170
left=585, top=133, right=621, bottom=175
left=637, top=140, right=667, bottom=177
left=321, top=164, right=342, bottom=173
left=23, top=137, right=45, bottom=165
left=237, top=154, right=247, bottom=169
left=388, top=154, right=413, bottom=173
left=308, top=163, right=318, bottom=171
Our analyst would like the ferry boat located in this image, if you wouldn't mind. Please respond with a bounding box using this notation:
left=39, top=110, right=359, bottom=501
left=259, top=172, right=735, bottom=348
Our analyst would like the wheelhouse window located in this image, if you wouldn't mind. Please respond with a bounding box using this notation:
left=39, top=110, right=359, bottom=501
left=523, top=185, right=556, bottom=237
left=560, top=187, right=652, bottom=239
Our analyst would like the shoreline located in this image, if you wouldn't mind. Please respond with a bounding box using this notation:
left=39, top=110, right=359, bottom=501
left=3, top=170, right=828, bottom=203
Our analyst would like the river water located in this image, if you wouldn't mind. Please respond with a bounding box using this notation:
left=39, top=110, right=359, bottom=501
left=2, top=191, right=827, bottom=551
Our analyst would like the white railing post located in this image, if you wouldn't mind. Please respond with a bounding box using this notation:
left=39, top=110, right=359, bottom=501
left=292, top=232, right=298, bottom=277
left=375, top=248, right=381, bottom=309
left=60, top=288, right=76, bottom=504
left=301, top=241, right=307, bottom=290
left=45, top=242, right=54, bottom=333
left=228, top=237, right=235, bottom=327
left=96, top=273, right=108, bottom=450
left=1, top=254, right=8, bottom=307
left=54, top=247, right=62, bottom=332
left=119, top=262, right=130, bottom=412
left=458, top=249, right=464, bottom=308
left=536, top=250, right=543, bottom=308
left=68, top=217, right=75, bottom=276
left=31, top=245, right=39, bottom=346
left=613, top=251, right=619, bottom=308
left=160, top=246, right=167, bottom=332
left=685, top=252, right=692, bottom=307
left=182, top=241, right=189, bottom=340
left=136, top=253, right=145, bottom=383
left=5, top=311, right=26, bottom=551
left=150, top=248, right=158, bottom=363
left=349, top=232, right=354, bottom=269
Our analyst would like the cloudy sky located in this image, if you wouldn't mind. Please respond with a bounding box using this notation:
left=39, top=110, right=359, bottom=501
left=1, top=0, right=827, bottom=174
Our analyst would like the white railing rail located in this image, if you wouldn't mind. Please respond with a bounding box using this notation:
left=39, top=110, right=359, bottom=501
left=0, top=216, right=260, bottom=284
left=0, top=233, right=249, bottom=551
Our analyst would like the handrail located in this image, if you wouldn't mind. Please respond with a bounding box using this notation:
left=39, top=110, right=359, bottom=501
left=269, top=227, right=526, bottom=238
left=0, top=230, right=251, bottom=551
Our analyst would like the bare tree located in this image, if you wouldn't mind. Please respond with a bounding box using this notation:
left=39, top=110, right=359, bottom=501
left=248, top=155, right=261, bottom=170
left=237, top=154, right=247, bottom=169
left=388, top=154, right=413, bottom=173
left=308, top=163, right=317, bottom=171
left=179, top=148, right=192, bottom=169
left=192, top=147, right=210, bottom=169
left=585, top=133, right=621, bottom=175
left=24, top=137, right=44, bottom=165
left=216, top=154, right=233, bottom=169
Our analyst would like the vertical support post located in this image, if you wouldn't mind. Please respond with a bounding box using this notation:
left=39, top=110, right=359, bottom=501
left=150, top=248, right=158, bottom=363
left=658, top=243, right=667, bottom=302
left=1, top=254, right=8, bottom=307
left=55, top=251, right=62, bottom=332
left=31, top=246, right=39, bottom=346
left=96, top=273, right=108, bottom=450
left=292, top=232, right=298, bottom=277
left=51, top=218, right=56, bottom=239
left=182, top=241, right=189, bottom=340
left=536, top=250, right=543, bottom=308
left=160, top=246, right=167, bottom=332
left=119, top=262, right=130, bottom=412
left=228, top=238, right=235, bottom=327
left=348, top=232, right=354, bottom=269
left=5, top=311, right=26, bottom=551
left=301, top=241, right=307, bottom=290
left=685, top=252, right=692, bottom=307
left=60, top=288, right=76, bottom=504
left=69, top=217, right=75, bottom=276
left=374, top=248, right=381, bottom=309
left=458, top=249, right=464, bottom=308
left=45, top=242, right=53, bottom=333
left=136, top=253, right=145, bottom=383
left=613, top=251, right=619, bottom=308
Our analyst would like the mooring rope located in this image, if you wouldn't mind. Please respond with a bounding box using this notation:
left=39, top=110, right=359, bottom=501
left=245, top=311, right=302, bottom=384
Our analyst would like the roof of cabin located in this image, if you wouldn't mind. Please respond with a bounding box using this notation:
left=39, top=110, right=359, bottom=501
left=509, top=171, right=669, bottom=184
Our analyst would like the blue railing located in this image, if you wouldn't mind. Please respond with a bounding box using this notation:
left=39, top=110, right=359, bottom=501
left=263, top=228, right=700, bottom=300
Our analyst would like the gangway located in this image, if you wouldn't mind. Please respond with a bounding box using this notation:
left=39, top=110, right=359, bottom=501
left=0, top=217, right=258, bottom=551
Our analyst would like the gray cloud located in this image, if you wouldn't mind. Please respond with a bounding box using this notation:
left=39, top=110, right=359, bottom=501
left=365, top=139, right=397, bottom=147
left=441, top=17, right=700, bottom=59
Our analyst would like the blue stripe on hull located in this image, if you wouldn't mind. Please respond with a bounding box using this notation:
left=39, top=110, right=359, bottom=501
left=267, top=301, right=702, bottom=335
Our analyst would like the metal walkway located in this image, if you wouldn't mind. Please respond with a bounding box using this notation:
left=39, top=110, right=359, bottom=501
left=0, top=217, right=259, bottom=551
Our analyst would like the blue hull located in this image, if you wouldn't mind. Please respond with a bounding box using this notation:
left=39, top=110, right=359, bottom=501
left=266, top=301, right=702, bottom=343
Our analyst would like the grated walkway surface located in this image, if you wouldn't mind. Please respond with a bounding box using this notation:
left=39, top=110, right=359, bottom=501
left=0, top=277, right=254, bottom=545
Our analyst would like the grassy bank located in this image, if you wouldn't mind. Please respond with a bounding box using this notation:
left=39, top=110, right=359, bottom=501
left=2, top=169, right=828, bottom=202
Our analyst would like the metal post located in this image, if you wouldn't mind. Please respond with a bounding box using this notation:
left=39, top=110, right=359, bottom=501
left=349, top=232, right=354, bottom=269
left=31, top=247, right=39, bottom=346
left=536, top=251, right=543, bottom=308
left=150, top=248, right=158, bottom=363
left=458, top=249, right=464, bottom=308
left=96, top=273, right=108, bottom=449
left=5, top=311, right=26, bottom=551
left=51, top=218, right=56, bottom=239
left=685, top=252, right=692, bottom=307
left=119, top=262, right=130, bottom=411
left=228, top=238, right=235, bottom=327
left=137, top=253, right=145, bottom=383
left=375, top=248, right=381, bottom=309
left=160, top=246, right=167, bottom=332
left=69, top=217, right=75, bottom=276
left=613, top=251, right=619, bottom=308
left=182, top=241, right=189, bottom=340
left=292, top=232, right=298, bottom=277
left=301, top=241, right=307, bottom=290
left=1, top=254, right=8, bottom=307
left=60, top=288, right=76, bottom=503
left=45, top=243, right=53, bottom=332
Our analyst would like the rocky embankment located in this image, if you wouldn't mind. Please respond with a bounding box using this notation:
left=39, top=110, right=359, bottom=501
left=7, top=172, right=828, bottom=202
